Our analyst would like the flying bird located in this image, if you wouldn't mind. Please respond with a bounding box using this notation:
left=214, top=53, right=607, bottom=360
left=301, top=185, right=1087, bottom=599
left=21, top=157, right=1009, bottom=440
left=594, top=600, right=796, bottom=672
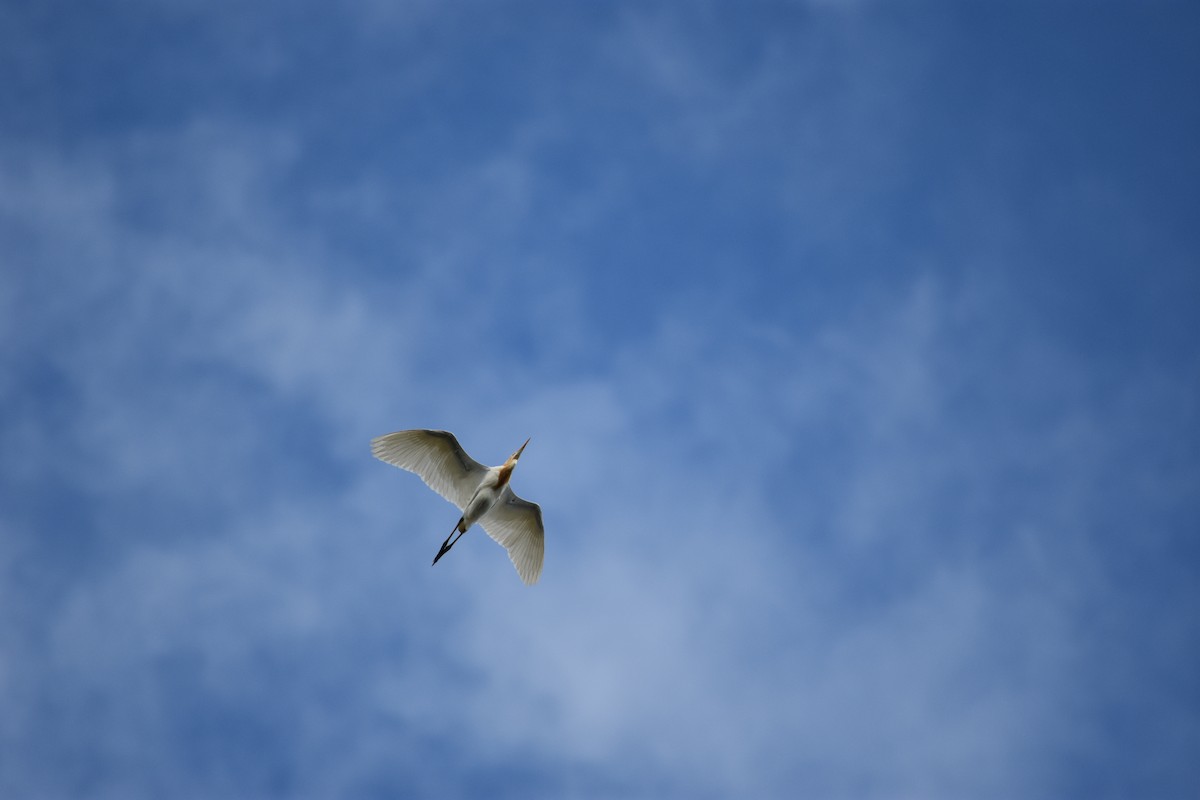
left=371, top=429, right=544, bottom=585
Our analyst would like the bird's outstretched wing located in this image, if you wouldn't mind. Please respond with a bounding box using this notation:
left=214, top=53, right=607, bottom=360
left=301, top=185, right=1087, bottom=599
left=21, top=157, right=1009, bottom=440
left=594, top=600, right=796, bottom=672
left=481, top=486, right=544, bottom=585
left=371, top=429, right=486, bottom=511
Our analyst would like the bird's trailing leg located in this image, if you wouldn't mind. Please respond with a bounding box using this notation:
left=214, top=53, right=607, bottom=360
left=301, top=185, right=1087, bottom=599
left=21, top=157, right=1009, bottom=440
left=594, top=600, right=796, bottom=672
left=432, top=518, right=467, bottom=566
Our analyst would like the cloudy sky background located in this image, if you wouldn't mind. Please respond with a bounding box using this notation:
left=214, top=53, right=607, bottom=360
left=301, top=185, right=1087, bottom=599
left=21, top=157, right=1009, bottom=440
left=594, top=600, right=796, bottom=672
left=2, top=1, right=1198, bottom=797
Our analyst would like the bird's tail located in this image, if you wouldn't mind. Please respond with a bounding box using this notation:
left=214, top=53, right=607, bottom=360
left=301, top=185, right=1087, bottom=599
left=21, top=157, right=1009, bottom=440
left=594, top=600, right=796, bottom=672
left=432, top=517, right=466, bottom=566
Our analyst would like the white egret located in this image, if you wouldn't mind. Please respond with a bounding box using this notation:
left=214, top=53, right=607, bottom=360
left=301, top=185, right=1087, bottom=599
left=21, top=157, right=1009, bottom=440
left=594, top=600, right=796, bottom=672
left=370, top=429, right=544, bottom=585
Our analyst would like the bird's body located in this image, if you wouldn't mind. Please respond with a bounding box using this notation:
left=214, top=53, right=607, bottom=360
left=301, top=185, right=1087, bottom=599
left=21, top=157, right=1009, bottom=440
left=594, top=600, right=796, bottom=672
left=371, top=429, right=544, bottom=585
left=459, top=464, right=510, bottom=532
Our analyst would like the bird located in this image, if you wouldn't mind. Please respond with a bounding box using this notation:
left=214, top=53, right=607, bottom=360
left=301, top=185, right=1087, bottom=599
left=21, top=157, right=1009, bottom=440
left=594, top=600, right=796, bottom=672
left=370, top=429, right=544, bottom=585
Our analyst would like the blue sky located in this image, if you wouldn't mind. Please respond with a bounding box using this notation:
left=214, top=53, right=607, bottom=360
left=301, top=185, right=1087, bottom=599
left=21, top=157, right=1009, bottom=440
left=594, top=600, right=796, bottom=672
left=2, top=1, right=1199, bottom=797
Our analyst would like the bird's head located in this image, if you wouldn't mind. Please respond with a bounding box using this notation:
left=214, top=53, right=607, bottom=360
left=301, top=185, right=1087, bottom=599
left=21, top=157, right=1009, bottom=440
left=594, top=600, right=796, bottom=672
left=508, top=437, right=530, bottom=465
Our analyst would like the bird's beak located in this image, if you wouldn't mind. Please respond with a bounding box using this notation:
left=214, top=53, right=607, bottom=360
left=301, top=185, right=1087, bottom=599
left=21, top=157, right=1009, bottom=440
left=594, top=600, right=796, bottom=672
left=513, top=437, right=530, bottom=460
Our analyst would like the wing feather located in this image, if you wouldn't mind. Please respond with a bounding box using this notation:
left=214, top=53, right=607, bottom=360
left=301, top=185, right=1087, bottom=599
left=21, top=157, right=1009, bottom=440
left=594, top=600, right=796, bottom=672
left=480, top=487, right=545, bottom=585
left=371, top=429, right=485, bottom=511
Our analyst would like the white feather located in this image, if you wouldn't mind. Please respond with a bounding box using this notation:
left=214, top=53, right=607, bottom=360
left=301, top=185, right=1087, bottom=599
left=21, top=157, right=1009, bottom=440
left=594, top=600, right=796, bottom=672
left=481, top=487, right=545, bottom=585
left=370, top=430, right=485, bottom=511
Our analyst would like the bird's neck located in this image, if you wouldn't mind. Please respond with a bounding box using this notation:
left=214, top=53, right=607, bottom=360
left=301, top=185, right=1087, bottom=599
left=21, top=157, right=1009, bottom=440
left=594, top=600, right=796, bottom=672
left=496, top=462, right=515, bottom=488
